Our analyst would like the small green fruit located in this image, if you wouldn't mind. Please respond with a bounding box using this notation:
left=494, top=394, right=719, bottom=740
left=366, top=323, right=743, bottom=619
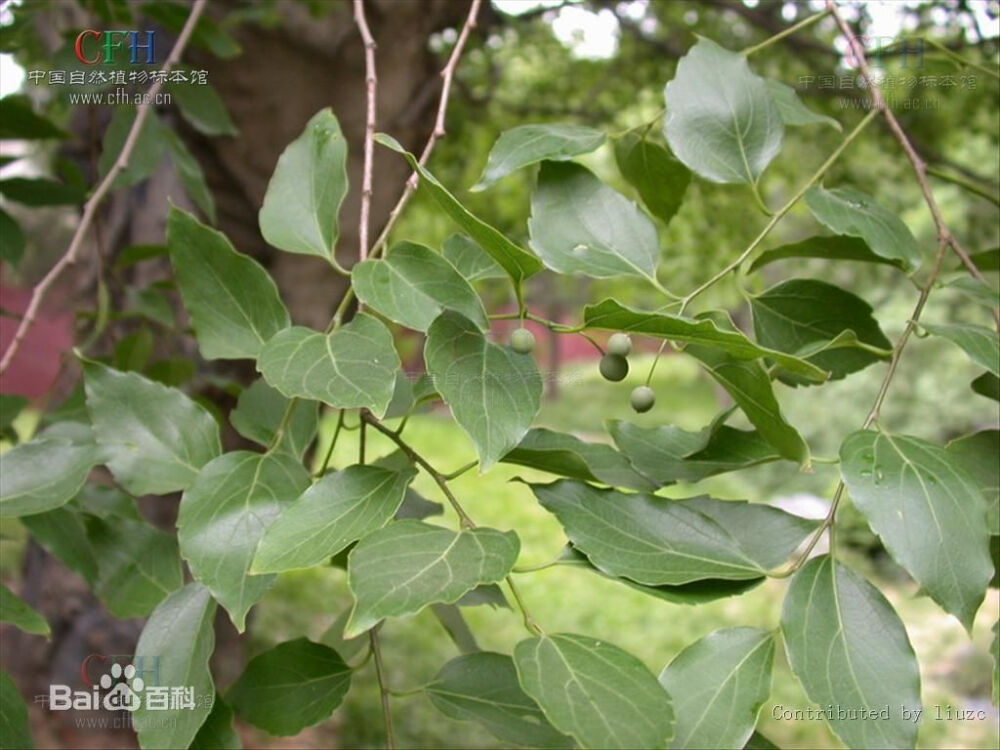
left=607, top=333, right=632, bottom=357
left=599, top=354, right=629, bottom=382
left=510, top=327, right=535, bottom=354
left=630, top=385, right=656, bottom=413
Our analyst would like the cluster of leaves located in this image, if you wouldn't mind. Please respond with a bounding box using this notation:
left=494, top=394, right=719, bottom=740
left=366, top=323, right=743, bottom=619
left=1, top=23, right=998, bottom=750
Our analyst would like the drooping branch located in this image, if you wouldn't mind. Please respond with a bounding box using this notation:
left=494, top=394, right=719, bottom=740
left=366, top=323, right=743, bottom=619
left=353, top=0, right=378, bottom=262
left=0, top=0, right=209, bottom=375
left=369, top=0, right=483, bottom=257
left=826, top=0, right=996, bottom=324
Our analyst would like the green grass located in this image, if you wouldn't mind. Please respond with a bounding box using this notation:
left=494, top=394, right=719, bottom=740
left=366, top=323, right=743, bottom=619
left=249, top=356, right=1000, bottom=749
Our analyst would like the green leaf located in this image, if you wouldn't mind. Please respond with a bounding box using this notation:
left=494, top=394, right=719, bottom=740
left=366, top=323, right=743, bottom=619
left=583, top=299, right=827, bottom=381
left=972, top=371, right=1000, bottom=402
left=686, top=326, right=809, bottom=463
left=751, top=278, right=891, bottom=382
left=529, top=160, right=660, bottom=280
left=376, top=134, right=543, bottom=282
left=0, top=177, right=85, bottom=206
left=425, top=311, right=542, bottom=470
left=664, top=36, right=783, bottom=185
left=923, top=322, right=999, bottom=376
left=749, top=235, right=903, bottom=273
left=189, top=694, right=241, bottom=750
left=613, top=132, right=691, bottom=226
left=99, top=107, right=167, bottom=187
left=83, top=360, right=221, bottom=495
left=442, top=234, right=506, bottom=281
left=529, top=480, right=817, bottom=585
left=608, top=419, right=780, bottom=486
left=0, top=94, right=67, bottom=139
left=946, top=430, right=999, bottom=529
left=345, top=520, right=519, bottom=638
left=514, top=633, right=674, bottom=749
left=473, top=122, right=605, bottom=190
left=781, top=556, right=921, bottom=749
left=114, top=328, right=154, bottom=372
left=352, top=241, right=488, bottom=331
left=659, top=628, right=775, bottom=749
left=764, top=79, right=841, bottom=131
left=840, top=430, right=993, bottom=629
left=0, top=584, right=49, bottom=637
left=227, top=638, right=351, bottom=736
left=134, top=583, right=216, bottom=750
left=805, top=185, right=921, bottom=269
left=257, top=314, right=401, bottom=417
left=0, top=671, right=33, bottom=750
left=252, top=463, right=416, bottom=574
left=0, top=208, right=25, bottom=266
left=501, top=427, right=657, bottom=491
left=259, top=108, right=348, bottom=260
left=564, top=547, right=764, bottom=605
left=0, top=394, right=27, bottom=441
left=744, top=730, right=779, bottom=749
left=163, top=128, right=217, bottom=224
left=167, top=78, right=238, bottom=136
left=0, top=439, right=96, bottom=517
left=178, top=451, right=311, bottom=631
left=942, top=276, right=999, bottom=308
left=168, top=206, right=289, bottom=359
left=21, top=506, right=99, bottom=584
left=229, top=379, right=318, bottom=460
left=86, top=515, right=183, bottom=618
left=426, top=652, right=573, bottom=748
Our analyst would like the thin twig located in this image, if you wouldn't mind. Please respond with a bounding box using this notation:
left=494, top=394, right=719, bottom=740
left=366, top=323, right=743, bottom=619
left=826, top=0, right=997, bottom=328
left=0, top=0, right=208, bottom=375
left=742, top=8, right=831, bottom=57
left=361, top=411, right=476, bottom=528
left=315, top=409, right=345, bottom=477
left=369, top=626, right=396, bottom=750
left=354, top=0, right=378, bottom=261
left=679, top=107, right=879, bottom=314
left=369, top=0, right=482, bottom=256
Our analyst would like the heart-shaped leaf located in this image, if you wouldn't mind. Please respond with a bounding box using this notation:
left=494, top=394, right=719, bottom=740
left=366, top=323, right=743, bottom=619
left=352, top=241, right=488, bottom=331
left=83, top=360, right=221, bottom=496
left=782, top=556, right=921, bottom=749
left=178, top=451, right=311, bottom=631
left=227, top=638, right=351, bottom=736
left=167, top=206, right=289, bottom=360
left=514, top=633, right=674, bottom=749
left=751, top=278, right=891, bottom=382
left=425, top=311, right=542, bottom=470
left=529, top=160, right=661, bottom=280
left=442, top=234, right=506, bottom=281
left=659, top=628, right=775, bottom=749
left=257, top=313, right=401, bottom=417
left=664, top=37, right=783, bottom=185
left=345, top=520, right=519, bottom=638
left=259, top=108, right=348, bottom=260
left=840, top=430, right=993, bottom=629
left=764, top=79, right=841, bottom=131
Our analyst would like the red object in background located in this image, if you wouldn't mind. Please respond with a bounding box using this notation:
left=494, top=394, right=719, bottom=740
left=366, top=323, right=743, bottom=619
left=0, top=283, right=74, bottom=398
